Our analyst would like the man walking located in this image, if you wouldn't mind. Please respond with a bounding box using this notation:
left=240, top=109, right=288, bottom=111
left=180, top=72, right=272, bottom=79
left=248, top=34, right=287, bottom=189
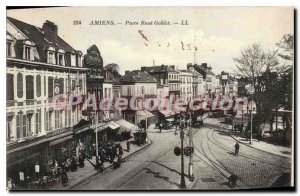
left=234, top=142, right=240, bottom=156
left=159, top=123, right=162, bottom=133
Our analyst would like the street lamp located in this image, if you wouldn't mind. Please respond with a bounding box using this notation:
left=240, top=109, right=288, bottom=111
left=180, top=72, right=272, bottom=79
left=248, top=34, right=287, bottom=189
left=246, top=85, right=255, bottom=145
left=188, top=111, right=194, bottom=182
left=179, top=112, right=186, bottom=189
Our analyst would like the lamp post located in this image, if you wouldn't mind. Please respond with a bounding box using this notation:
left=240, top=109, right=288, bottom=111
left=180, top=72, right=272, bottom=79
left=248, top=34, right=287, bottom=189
left=179, top=112, right=186, bottom=189
left=188, top=111, right=194, bottom=182
left=94, top=112, right=99, bottom=158
left=246, top=85, right=254, bottom=145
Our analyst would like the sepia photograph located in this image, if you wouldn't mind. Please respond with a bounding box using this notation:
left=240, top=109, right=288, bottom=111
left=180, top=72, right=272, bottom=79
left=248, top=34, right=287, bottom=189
left=5, top=6, right=294, bottom=191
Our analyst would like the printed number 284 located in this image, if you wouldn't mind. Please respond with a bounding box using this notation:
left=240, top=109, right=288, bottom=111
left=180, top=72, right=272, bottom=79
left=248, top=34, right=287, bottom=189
left=73, top=20, right=81, bottom=25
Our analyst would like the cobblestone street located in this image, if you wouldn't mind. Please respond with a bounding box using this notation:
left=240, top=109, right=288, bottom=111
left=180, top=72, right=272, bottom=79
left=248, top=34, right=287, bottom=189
left=73, top=124, right=291, bottom=190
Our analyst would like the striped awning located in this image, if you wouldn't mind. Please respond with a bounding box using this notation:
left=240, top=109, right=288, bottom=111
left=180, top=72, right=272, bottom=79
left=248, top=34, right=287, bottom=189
left=107, top=121, right=120, bottom=130
left=116, top=119, right=137, bottom=132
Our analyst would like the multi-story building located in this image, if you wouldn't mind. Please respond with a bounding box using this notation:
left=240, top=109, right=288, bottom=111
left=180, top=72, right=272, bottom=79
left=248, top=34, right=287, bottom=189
left=187, top=66, right=205, bottom=98
left=83, top=44, right=115, bottom=121
left=141, top=65, right=180, bottom=99
left=187, top=63, right=222, bottom=95
left=118, top=70, right=156, bottom=125
left=179, top=70, right=193, bottom=103
left=6, top=17, right=88, bottom=182
left=220, top=71, right=238, bottom=97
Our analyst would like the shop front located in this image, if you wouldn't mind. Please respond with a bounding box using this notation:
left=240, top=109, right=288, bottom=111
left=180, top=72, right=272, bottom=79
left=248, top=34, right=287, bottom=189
left=7, top=138, right=48, bottom=189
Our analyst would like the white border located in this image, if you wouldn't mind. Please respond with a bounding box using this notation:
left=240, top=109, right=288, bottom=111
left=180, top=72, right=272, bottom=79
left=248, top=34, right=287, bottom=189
left=0, top=1, right=298, bottom=195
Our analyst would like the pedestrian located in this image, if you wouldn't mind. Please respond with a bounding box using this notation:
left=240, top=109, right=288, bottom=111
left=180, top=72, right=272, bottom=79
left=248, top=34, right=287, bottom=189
left=234, top=142, right=240, bottom=156
left=159, top=123, right=162, bottom=133
left=95, top=156, right=104, bottom=173
left=7, top=178, right=15, bottom=190
left=61, top=166, right=68, bottom=187
left=78, top=153, right=84, bottom=168
left=228, top=174, right=238, bottom=188
left=70, top=156, right=77, bottom=172
left=117, top=144, right=123, bottom=167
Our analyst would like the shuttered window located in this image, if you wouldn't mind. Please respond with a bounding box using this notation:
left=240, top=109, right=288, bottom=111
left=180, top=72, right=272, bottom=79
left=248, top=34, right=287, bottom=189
left=17, top=73, right=23, bottom=98
left=26, top=75, right=34, bottom=99
left=7, top=74, right=14, bottom=100
left=36, top=75, right=41, bottom=97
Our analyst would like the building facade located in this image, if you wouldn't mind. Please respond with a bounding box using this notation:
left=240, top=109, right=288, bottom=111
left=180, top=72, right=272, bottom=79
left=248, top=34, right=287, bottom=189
left=6, top=17, right=88, bottom=184
left=179, top=70, right=193, bottom=103
left=119, top=70, right=157, bottom=125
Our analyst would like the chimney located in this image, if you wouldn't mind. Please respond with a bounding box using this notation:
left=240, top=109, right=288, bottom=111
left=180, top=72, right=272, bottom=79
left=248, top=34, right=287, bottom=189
left=125, top=70, right=130, bottom=75
left=43, top=20, right=58, bottom=43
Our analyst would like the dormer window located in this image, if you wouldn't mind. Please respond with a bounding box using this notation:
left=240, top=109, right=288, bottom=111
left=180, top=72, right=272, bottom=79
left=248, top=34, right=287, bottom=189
left=57, top=49, right=65, bottom=66
left=47, top=46, right=56, bottom=64
left=48, top=52, right=55, bottom=64
left=58, top=54, right=64, bottom=65
left=24, top=46, right=31, bottom=60
left=23, top=40, right=35, bottom=60
left=7, top=42, right=12, bottom=57
left=76, top=55, right=81, bottom=67
left=75, top=51, right=82, bottom=67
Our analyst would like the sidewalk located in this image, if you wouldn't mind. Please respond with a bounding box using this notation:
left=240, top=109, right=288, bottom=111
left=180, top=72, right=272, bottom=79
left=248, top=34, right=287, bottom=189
left=48, top=138, right=152, bottom=190
left=204, top=117, right=292, bottom=158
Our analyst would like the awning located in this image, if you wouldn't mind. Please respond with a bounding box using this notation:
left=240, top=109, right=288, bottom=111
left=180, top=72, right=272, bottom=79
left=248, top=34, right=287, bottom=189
left=136, top=110, right=155, bottom=117
left=166, top=118, right=174, bottom=122
left=107, top=121, right=120, bottom=130
left=116, top=119, right=137, bottom=132
left=93, top=123, right=108, bottom=133
left=159, top=110, right=175, bottom=117
left=49, top=135, right=73, bottom=147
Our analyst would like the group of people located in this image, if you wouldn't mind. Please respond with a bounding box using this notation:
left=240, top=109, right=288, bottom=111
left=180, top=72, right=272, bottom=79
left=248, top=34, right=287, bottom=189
left=94, top=143, right=124, bottom=172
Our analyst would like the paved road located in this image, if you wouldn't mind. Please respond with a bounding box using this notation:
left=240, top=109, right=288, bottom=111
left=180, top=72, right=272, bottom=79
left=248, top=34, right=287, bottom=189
left=73, top=126, right=291, bottom=190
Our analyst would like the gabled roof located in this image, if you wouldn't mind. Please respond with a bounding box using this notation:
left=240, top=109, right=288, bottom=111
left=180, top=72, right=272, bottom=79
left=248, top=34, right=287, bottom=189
left=142, top=65, right=178, bottom=73
left=7, top=17, right=77, bottom=63
left=119, top=70, right=157, bottom=83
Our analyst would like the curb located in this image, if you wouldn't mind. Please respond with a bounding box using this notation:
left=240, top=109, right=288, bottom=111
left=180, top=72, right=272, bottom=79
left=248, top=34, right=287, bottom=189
left=205, top=123, right=290, bottom=159
left=228, top=133, right=290, bottom=159
left=67, top=139, right=153, bottom=190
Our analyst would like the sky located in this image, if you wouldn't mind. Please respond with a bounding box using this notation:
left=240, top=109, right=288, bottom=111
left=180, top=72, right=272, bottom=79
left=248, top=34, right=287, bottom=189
left=7, top=7, right=294, bottom=75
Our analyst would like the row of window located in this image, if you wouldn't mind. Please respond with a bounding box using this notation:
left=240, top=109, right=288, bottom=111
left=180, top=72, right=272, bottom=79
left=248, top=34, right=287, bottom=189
left=169, top=83, right=180, bottom=91
left=180, top=86, right=193, bottom=94
left=168, top=74, right=179, bottom=80
left=7, top=41, right=82, bottom=67
left=7, top=73, right=84, bottom=101
left=7, top=108, right=79, bottom=141
left=180, top=77, right=193, bottom=84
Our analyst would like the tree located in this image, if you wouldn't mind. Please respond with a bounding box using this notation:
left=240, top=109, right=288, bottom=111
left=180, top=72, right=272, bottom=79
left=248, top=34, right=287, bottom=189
left=233, top=44, right=281, bottom=134
left=276, top=34, right=294, bottom=144
left=276, top=34, right=294, bottom=62
left=105, top=63, right=121, bottom=78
